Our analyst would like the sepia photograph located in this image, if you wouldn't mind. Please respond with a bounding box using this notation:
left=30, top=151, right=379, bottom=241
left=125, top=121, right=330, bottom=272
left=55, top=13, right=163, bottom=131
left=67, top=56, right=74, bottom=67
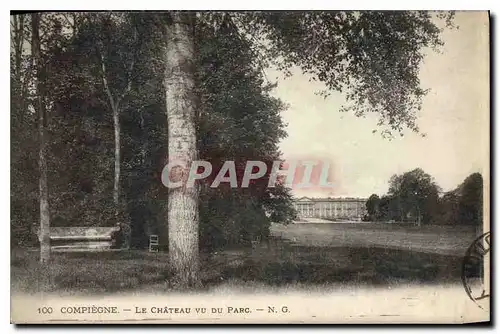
left=9, top=10, right=490, bottom=324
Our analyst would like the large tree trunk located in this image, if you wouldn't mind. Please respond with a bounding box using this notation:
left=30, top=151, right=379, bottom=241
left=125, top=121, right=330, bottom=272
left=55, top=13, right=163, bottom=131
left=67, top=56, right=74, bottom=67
left=32, top=13, right=50, bottom=263
left=164, top=12, right=199, bottom=286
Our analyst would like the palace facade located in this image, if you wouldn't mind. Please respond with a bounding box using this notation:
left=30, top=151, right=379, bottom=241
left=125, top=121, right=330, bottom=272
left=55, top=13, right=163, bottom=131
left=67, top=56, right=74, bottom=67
left=293, top=197, right=367, bottom=221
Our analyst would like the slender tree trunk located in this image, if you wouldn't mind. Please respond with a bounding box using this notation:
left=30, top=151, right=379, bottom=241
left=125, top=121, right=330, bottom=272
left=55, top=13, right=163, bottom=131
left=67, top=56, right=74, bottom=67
left=32, top=13, right=50, bottom=263
left=99, top=53, right=122, bottom=237
left=113, top=105, right=120, bottom=217
left=99, top=55, right=121, bottom=218
left=12, top=15, right=25, bottom=120
left=13, top=16, right=24, bottom=94
left=99, top=45, right=134, bottom=249
left=164, top=12, right=199, bottom=286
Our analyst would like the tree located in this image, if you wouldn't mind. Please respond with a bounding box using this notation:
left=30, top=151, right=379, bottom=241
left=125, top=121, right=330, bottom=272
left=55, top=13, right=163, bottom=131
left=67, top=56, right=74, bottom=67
left=366, top=194, right=380, bottom=220
left=24, top=13, right=169, bottom=251
left=11, top=11, right=454, bottom=284
left=93, top=13, right=139, bottom=247
left=195, top=18, right=296, bottom=250
left=45, top=12, right=293, bottom=253
left=458, top=173, right=483, bottom=228
left=431, top=173, right=483, bottom=227
left=31, top=13, right=51, bottom=262
left=163, top=12, right=199, bottom=286
left=120, top=14, right=167, bottom=249
left=43, top=13, right=145, bottom=247
left=378, top=195, right=394, bottom=221
left=388, top=168, right=441, bottom=224
left=437, top=191, right=459, bottom=225
left=237, top=11, right=454, bottom=136
left=160, top=11, right=454, bottom=284
left=11, top=13, right=79, bottom=248
left=11, top=14, right=38, bottom=247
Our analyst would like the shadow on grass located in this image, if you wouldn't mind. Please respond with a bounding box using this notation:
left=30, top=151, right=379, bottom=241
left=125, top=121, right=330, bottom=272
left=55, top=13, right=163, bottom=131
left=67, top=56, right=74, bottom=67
left=11, top=249, right=174, bottom=294
left=205, top=238, right=479, bottom=287
left=11, top=239, right=480, bottom=295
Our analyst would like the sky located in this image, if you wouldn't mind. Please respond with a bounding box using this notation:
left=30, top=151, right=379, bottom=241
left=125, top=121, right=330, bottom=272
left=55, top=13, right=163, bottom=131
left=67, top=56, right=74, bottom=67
left=268, top=12, right=490, bottom=199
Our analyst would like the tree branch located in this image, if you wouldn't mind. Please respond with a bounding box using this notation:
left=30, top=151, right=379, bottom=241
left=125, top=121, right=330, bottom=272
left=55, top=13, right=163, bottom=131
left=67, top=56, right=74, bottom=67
left=116, top=23, right=138, bottom=106
left=95, top=15, right=140, bottom=111
left=21, top=61, right=33, bottom=101
left=97, top=48, right=117, bottom=112
left=61, top=14, right=73, bottom=29
left=117, top=58, right=135, bottom=106
left=61, top=13, right=77, bottom=37
left=229, top=14, right=271, bottom=84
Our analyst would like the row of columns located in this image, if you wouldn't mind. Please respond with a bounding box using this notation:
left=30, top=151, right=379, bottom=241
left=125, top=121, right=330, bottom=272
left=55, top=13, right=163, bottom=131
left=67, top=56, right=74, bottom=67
left=293, top=201, right=365, bottom=219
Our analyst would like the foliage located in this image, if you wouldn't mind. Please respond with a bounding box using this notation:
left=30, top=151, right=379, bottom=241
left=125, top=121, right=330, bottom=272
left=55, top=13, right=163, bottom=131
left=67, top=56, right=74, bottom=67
left=237, top=11, right=455, bottom=137
left=369, top=170, right=483, bottom=226
left=458, top=173, right=483, bottom=226
left=11, top=15, right=38, bottom=246
left=437, top=173, right=483, bottom=226
left=387, top=168, right=441, bottom=223
left=365, top=194, right=380, bottom=220
left=11, top=11, right=459, bottom=250
left=11, top=12, right=297, bottom=250
left=195, top=17, right=296, bottom=250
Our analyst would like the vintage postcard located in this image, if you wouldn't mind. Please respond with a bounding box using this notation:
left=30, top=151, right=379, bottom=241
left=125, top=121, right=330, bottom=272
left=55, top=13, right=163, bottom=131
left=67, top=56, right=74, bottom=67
left=10, top=10, right=490, bottom=324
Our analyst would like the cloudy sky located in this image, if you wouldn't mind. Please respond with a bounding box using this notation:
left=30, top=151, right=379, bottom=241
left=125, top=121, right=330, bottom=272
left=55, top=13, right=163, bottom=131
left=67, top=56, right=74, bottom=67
left=269, top=11, right=489, bottom=199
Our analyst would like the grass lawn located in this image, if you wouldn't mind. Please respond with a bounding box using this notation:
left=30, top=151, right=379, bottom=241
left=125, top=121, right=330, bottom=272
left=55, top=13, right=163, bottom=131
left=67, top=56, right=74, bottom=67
left=271, top=222, right=478, bottom=255
left=11, top=222, right=480, bottom=295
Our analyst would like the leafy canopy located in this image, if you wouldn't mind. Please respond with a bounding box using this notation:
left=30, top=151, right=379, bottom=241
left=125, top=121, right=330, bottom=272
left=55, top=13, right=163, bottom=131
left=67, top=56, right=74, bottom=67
left=234, top=11, right=454, bottom=136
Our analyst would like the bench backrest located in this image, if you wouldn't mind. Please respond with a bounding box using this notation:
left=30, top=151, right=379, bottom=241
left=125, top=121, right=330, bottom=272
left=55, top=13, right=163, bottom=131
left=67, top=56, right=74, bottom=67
left=35, top=227, right=119, bottom=239
left=35, top=227, right=121, bottom=250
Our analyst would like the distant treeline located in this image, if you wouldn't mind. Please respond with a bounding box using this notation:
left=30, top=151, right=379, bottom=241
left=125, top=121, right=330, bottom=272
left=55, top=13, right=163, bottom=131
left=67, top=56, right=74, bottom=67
left=364, top=169, right=483, bottom=226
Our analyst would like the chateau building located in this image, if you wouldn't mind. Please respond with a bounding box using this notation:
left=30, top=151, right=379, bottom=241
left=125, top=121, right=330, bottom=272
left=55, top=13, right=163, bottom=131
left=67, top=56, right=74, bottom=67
left=293, top=197, right=367, bottom=221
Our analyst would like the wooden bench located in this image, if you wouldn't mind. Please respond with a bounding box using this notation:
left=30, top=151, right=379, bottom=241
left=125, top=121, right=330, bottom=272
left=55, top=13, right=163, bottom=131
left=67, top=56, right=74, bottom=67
left=35, top=227, right=121, bottom=251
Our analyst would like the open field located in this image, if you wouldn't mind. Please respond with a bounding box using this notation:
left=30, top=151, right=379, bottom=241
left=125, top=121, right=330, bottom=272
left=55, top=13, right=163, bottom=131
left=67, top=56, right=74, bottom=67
left=271, top=222, right=478, bottom=256
left=11, top=222, right=480, bottom=295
